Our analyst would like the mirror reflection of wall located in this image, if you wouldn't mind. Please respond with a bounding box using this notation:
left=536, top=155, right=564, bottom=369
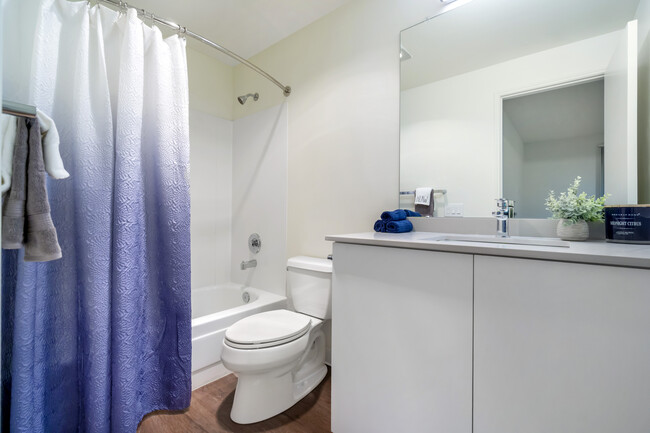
left=502, top=79, right=605, bottom=218
left=400, top=0, right=644, bottom=218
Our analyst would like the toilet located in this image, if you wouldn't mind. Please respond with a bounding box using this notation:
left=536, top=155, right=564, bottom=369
left=221, top=256, right=332, bottom=424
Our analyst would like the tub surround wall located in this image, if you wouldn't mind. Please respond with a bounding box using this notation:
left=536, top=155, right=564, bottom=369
left=187, top=50, right=290, bottom=294
left=231, top=104, right=289, bottom=297
left=187, top=47, right=235, bottom=290
left=190, top=111, right=233, bottom=289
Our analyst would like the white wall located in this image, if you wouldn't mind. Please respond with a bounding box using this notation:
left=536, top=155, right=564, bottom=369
left=232, top=0, right=455, bottom=259
left=187, top=48, right=234, bottom=120
left=637, top=0, right=650, bottom=203
left=231, top=103, right=288, bottom=296
left=400, top=30, right=620, bottom=217
left=519, top=135, right=602, bottom=218
left=2, top=0, right=38, bottom=103
left=189, top=110, right=232, bottom=289
left=187, top=47, right=235, bottom=290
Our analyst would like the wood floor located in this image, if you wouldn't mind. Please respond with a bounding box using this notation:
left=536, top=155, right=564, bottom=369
left=137, top=368, right=331, bottom=433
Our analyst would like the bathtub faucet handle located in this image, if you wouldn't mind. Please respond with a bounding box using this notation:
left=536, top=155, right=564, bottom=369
left=248, top=233, right=262, bottom=254
left=240, top=259, right=257, bottom=270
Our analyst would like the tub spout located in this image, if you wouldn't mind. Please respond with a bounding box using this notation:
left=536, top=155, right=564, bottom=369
left=240, top=259, right=257, bottom=270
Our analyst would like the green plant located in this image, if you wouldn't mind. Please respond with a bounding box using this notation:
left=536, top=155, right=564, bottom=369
left=545, top=177, right=608, bottom=223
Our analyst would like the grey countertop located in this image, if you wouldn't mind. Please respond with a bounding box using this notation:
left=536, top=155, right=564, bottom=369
left=325, top=231, right=650, bottom=269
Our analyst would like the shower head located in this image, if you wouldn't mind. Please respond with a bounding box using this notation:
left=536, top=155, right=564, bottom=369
left=237, top=93, right=259, bottom=105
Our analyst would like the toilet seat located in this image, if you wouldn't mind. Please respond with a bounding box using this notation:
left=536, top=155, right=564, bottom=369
left=225, top=309, right=312, bottom=349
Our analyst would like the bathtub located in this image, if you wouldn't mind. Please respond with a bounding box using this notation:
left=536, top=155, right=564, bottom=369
left=191, top=284, right=287, bottom=389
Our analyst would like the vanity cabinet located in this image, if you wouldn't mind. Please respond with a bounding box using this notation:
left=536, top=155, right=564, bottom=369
left=330, top=236, right=650, bottom=433
left=332, top=243, right=473, bottom=433
left=473, top=255, right=650, bottom=433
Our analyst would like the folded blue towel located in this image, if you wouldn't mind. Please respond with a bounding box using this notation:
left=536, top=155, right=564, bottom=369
left=381, top=209, right=406, bottom=221
left=386, top=219, right=413, bottom=233
left=374, top=219, right=387, bottom=232
left=380, top=209, right=421, bottom=221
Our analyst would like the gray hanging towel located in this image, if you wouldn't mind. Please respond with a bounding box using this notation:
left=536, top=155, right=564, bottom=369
left=2, top=117, right=28, bottom=248
left=24, top=117, right=62, bottom=262
left=2, top=117, right=62, bottom=262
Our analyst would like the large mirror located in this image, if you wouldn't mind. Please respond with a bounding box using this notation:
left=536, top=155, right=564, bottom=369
left=400, top=0, right=641, bottom=218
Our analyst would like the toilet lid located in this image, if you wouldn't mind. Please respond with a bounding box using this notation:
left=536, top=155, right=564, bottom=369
left=225, top=309, right=311, bottom=348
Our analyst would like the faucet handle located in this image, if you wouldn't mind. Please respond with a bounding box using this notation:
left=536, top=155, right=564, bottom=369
left=493, top=198, right=510, bottom=220
left=495, top=198, right=509, bottom=211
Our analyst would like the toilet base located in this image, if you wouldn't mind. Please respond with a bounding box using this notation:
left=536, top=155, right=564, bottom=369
left=294, top=364, right=327, bottom=402
left=229, top=329, right=327, bottom=424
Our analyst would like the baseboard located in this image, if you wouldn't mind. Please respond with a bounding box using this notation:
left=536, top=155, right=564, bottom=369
left=192, top=362, right=231, bottom=390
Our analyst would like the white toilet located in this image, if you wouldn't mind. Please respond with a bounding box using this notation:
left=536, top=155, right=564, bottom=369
left=221, top=256, right=332, bottom=424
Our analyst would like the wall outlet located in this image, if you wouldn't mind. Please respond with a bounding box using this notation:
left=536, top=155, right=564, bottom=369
left=445, top=203, right=464, bottom=217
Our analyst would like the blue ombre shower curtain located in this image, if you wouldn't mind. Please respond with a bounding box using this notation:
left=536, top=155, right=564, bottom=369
left=1, top=1, right=191, bottom=432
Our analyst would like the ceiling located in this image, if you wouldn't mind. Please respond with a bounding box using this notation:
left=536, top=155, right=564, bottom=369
left=504, top=79, right=604, bottom=144
left=401, top=0, right=641, bottom=90
left=125, top=0, right=352, bottom=64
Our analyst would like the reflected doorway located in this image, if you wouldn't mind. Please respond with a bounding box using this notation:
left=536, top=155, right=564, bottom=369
left=502, top=78, right=604, bottom=218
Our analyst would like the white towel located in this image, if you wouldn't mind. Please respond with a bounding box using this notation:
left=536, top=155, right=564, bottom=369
left=37, top=109, right=70, bottom=179
left=414, top=187, right=433, bottom=206
left=1, top=114, right=18, bottom=194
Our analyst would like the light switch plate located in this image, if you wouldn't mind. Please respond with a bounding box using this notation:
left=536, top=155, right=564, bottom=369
left=445, top=203, right=464, bottom=217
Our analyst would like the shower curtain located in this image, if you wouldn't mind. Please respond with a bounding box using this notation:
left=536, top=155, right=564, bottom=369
left=1, top=1, right=191, bottom=432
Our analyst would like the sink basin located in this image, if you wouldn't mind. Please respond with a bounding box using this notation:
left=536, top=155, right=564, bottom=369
left=425, top=234, right=570, bottom=248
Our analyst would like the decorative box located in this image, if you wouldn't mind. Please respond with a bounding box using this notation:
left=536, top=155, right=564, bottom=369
left=604, top=205, right=650, bottom=244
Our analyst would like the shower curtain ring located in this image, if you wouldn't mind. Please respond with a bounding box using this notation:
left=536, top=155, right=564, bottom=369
left=118, top=1, right=127, bottom=16
left=178, top=25, right=187, bottom=39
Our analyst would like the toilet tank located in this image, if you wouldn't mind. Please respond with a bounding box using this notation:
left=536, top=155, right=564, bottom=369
left=287, top=256, right=332, bottom=320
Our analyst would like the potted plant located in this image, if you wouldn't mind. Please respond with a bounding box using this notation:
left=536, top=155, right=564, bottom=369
left=545, top=176, right=608, bottom=241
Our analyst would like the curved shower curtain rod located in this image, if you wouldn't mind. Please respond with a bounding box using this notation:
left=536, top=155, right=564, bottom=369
left=92, top=0, right=292, bottom=97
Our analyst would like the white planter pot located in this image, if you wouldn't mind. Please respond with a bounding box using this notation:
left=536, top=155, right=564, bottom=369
left=556, top=219, right=589, bottom=241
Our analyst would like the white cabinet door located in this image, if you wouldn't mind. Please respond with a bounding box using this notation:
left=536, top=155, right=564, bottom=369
left=331, top=243, right=473, bottom=433
left=474, top=255, right=650, bottom=433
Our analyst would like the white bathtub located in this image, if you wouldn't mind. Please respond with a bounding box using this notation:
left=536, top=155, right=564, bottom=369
left=191, top=284, right=287, bottom=389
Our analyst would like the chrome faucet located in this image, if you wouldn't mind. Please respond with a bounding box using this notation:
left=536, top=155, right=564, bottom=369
left=492, top=198, right=510, bottom=238
left=240, top=259, right=257, bottom=270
